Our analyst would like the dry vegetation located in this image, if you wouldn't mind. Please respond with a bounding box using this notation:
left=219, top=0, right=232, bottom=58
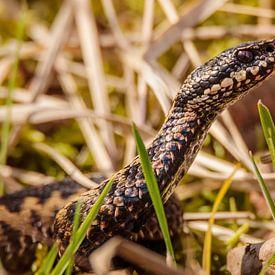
left=0, top=0, right=275, bottom=274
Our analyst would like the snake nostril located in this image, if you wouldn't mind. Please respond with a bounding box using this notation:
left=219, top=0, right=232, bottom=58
left=265, top=45, right=274, bottom=53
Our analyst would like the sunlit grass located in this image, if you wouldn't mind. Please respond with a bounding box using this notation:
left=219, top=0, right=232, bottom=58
left=259, top=254, right=275, bottom=275
left=250, top=153, right=275, bottom=221
left=36, top=244, right=58, bottom=275
left=202, top=164, right=240, bottom=275
left=226, top=223, right=249, bottom=250
left=37, top=177, right=114, bottom=274
left=258, top=101, right=275, bottom=168
left=51, top=176, right=114, bottom=274
left=65, top=201, right=82, bottom=275
left=249, top=101, right=275, bottom=274
left=249, top=102, right=275, bottom=222
left=132, top=123, right=175, bottom=264
left=0, top=3, right=27, bottom=195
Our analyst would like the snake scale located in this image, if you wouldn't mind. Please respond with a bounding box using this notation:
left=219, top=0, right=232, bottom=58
left=0, top=39, right=275, bottom=273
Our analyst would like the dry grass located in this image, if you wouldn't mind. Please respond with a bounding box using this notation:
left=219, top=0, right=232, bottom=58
left=0, top=0, right=275, bottom=273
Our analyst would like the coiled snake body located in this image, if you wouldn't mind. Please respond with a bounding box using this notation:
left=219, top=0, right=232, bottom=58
left=0, top=39, right=275, bottom=272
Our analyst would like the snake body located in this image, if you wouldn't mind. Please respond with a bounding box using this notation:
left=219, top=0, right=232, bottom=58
left=0, top=39, right=274, bottom=272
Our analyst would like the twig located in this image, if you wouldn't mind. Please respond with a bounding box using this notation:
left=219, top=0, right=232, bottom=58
left=90, top=237, right=186, bottom=275
left=33, top=142, right=98, bottom=189
left=8, top=0, right=74, bottom=148
left=144, top=0, right=228, bottom=60
left=73, top=0, right=117, bottom=160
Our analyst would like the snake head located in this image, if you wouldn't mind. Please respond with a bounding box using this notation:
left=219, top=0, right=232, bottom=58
left=179, top=39, right=275, bottom=113
left=228, top=38, right=275, bottom=91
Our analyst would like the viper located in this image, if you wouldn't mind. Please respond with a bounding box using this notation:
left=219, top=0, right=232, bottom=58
left=0, top=39, right=274, bottom=273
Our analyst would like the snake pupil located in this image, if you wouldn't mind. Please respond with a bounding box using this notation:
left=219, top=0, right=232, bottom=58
left=265, top=45, right=274, bottom=53
left=236, top=50, right=254, bottom=63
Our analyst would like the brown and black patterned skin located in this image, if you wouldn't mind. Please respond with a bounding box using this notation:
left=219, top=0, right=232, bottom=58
left=0, top=175, right=182, bottom=273
left=1, top=39, right=275, bottom=272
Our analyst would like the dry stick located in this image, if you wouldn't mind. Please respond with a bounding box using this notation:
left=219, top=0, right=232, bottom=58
left=258, top=0, right=273, bottom=26
left=8, top=0, right=74, bottom=148
left=0, top=40, right=39, bottom=58
left=28, top=30, right=126, bottom=173
left=1, top=0, right=20, bottom=19
left=102, top=0, right=149, bottom=129
left=138, top=0, right=154, bottom=122
left=219, top=3, right=275, bottom=18
left=0, top=96, right=156, bottom=138
left=101, top=1, right=172, bottom=112
left=183, top=211, right=254, bottom=221
left=148, top=61, right=180, bottom=98
left=0, top=58, right=13, bottom=84
left=0, top=165, right=54, bottom=186
left=33, top=143, right=98, bottom=189
left=3, top=1, right=111, bottom=187
left=157, top=0, right=201, bottom=67
left=178, top=25, right=275, bottom=40
left=101, top=0, right=177, bottom=111
left=123, top=0, right=155, bottom=164
left=29, top=108, right=156, bottom=138
left=189, top=164, right=275, bottom=183
left=121, top=51, right=171, bottom=114
left=56, top=57, right=114, bottom=173
left=221, top=110, right=249, bottom=159
left=210, top=121, right=253, bottom=170
left=123, top=66, right=140, bottom=165
left=73, top=0, right=117, bottom=162
left=144, top=0, right=228, bottom=60
left=187, top=221, right=262, bottom=244
left=90, top=237, right=186, bottom=275
left=59, top=60, right=127, bottom=90
left=101, top=0, right=130, bottom=50
left=96, top=25, right=275, bottom=47
left=195, top=152, right=248, bottom=176
left=0, top=99, right=68, bottom=124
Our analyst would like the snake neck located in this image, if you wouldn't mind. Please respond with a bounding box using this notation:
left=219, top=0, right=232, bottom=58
left=147, top=86, right=220, bottom=201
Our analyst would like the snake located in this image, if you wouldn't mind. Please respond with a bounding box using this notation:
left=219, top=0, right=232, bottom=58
left=0, top=39, right=274, bottom=273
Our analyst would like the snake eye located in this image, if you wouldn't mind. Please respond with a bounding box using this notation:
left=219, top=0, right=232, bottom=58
left=236, top=50, right=254, bottom=63
left=265, top=45, right=274, bottom=53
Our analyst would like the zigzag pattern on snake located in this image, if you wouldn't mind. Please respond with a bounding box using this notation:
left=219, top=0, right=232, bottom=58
left=0, top=39, right=274, bottom=273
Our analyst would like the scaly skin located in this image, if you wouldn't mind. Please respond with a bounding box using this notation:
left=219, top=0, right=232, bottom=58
left=0, top=39, right=274, bottom=272
left=54, top=39, right=275, bottom=270
left=0, top=175, right=182, bottom=273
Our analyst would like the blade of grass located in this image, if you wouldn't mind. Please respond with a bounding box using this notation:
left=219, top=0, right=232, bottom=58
left=202, top=164, right=240, bottom=275
left=65, top=201, right=82, bottom=275
left=132, top=123, right=175, bottom=264
left=259, top=254, right=275, bottom=275
left=0, top=2, right=27, bottom=195
left=258, top=100, right=275, bottom=168
left=37, top=199, right=83, bottom=275
left=250, top=152, right=275, bottom=221
left=51, top=176, right=114, bottom=275
left=36, top=244, right=58, bottom=275
left=226, top=223, right=249, bottom=250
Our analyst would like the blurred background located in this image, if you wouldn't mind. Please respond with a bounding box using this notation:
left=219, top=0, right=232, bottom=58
left=0, top=0, right=275, bottom=273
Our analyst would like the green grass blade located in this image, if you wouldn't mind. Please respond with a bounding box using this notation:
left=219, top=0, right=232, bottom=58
left=226, top=223, right=249, bottom=250
left=259, top=254, right=275, bottom=275
left=202, top=164, right=240, bottom=275
left=65, top=201, right=82, bottom=275
left=0, top=3, right=27, bottom=195
left=132, top=123, right=175, bottom=263
left=250, top=152, right=275, bottom=221
left=51, top=176, right=114, bottom=275
left=257, top=101, right=275, bottom=168
left=36, top=244, right=58, bottom=275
